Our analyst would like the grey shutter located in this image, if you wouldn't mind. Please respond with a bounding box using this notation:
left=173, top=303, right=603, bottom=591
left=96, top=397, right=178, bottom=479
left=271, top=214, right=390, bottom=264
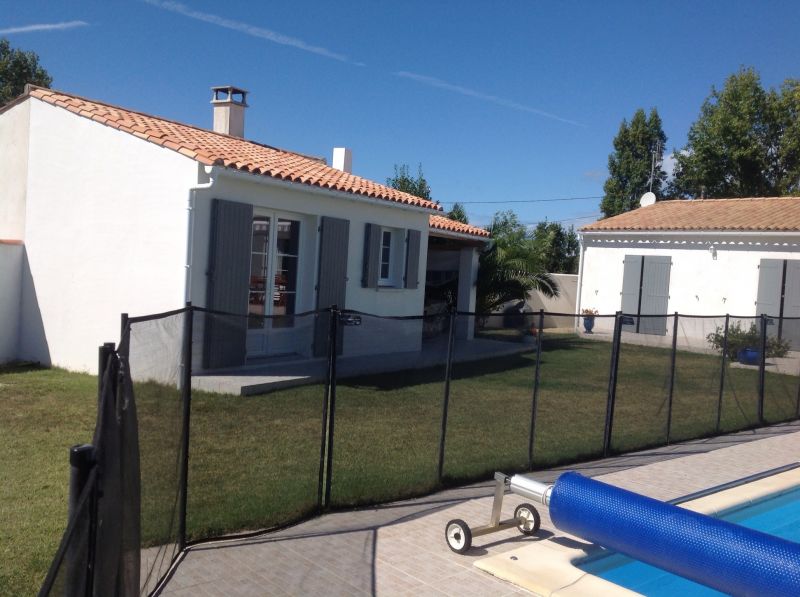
left=756, top=259, right=783, bottom=318
left=404, top=229, right=421, bottom=289
left=639, top=256, right=671, bottom=335
left=203, top=199, right=253, bottom=369
left=620, top=255, right=643, bottom=332
left=315, top=216, right=350, bottom=356
left=362, top=223, right=381, bottom=288
left=781, top=260, right=800, bottom=348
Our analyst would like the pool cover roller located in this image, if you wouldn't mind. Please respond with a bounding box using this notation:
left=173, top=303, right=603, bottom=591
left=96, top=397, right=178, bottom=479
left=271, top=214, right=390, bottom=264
left=550, top=471, right=800, bottom=596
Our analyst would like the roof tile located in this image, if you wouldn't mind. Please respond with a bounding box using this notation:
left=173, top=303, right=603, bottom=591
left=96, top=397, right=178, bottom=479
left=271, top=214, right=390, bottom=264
left=581, top=198, right=800, bottom=232
left=429, top=214, right=491, bottom=238
left=27, top=87, right=442, bottom=212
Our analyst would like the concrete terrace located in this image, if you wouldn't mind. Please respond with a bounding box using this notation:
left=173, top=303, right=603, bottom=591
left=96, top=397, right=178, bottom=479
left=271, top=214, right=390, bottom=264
left=192, top=333, right=536, bottom=395
left=157, top=420, right=800, bottom=596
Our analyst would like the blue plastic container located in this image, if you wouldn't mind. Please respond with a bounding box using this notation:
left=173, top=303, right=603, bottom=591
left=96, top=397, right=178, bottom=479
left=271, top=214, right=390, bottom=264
left=738, top=347, right=760, bottom=366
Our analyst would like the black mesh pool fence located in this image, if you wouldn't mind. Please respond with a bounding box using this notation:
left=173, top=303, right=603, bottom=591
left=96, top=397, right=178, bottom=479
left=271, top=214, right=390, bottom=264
left=39, top=306, right=800, bottom=596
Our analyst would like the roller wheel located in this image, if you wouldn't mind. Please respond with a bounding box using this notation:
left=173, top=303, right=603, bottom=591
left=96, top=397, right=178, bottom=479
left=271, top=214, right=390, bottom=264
left=514, top=503, right=541, bottom=536
left=445, top=519, right=472, bottom=554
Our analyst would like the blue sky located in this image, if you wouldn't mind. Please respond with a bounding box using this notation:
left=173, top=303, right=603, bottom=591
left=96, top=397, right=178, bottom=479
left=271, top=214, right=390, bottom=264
left=2, top=1, right=799, bottom=228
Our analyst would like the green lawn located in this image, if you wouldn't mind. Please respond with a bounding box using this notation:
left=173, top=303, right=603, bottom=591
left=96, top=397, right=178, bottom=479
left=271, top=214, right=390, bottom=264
left=2, top=336, right=798, bottom=595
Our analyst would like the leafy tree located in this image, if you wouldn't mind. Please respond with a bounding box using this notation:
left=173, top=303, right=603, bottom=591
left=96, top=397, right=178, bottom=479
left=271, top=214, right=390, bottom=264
left=530, top=221, right=579, bottom=274
left=671, top=68, right=800, bottom=198
left=386, top=163, right=432, bottom=201
left=601, top=108, right=667, bottom=217
left=487, top=210, right=527, bottom=255
left=0, top=38, right=52, bottom=106
left=447, top=202, right=469, bottom=224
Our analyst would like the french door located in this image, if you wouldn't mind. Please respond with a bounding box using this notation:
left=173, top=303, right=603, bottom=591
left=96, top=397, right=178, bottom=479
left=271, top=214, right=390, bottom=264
left=247, top=212, right=301, bottom=356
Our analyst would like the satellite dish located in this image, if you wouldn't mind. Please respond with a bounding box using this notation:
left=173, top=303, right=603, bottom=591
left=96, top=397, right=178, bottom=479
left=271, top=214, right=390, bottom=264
left=640, top=192, right=657, bottom=207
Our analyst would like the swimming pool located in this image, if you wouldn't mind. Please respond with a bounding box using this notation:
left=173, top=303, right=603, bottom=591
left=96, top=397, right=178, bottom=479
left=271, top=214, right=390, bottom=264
left=579, top=486, right=800, bottom=596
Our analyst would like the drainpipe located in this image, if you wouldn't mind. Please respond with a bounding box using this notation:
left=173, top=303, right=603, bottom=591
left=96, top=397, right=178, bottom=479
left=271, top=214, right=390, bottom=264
left=574, top=235, right=586, bottom=333
left=185, top=165, right=216, bottom=304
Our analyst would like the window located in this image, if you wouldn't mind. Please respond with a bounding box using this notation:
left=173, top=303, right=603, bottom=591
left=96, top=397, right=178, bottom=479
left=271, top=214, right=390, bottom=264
left=380, top=229, right=393, bottom=283
left=620, top=255, right=671, bottom=335
left=248, top=215, right=300, bottom=329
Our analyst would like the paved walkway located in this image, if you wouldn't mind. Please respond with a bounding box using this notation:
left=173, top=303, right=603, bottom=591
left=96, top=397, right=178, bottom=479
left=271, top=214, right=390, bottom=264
left=159, top=421, right=800, bottom=596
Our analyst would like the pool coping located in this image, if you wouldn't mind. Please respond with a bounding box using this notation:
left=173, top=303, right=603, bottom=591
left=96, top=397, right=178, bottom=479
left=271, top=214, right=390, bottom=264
left=473, top=465, right=800, bottom=596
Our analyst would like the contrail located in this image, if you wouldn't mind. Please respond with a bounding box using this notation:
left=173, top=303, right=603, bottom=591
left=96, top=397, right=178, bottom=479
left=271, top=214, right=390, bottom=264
left=0, top=21, right=89, bottom=35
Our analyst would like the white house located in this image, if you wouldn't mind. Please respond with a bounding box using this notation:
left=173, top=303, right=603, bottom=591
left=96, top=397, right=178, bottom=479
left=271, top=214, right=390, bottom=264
left=0, top=85, right=489, bottom=372
left=576, top=196, right=800, bottom=348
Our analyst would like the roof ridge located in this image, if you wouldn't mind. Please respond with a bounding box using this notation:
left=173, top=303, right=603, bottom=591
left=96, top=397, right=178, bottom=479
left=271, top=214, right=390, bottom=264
left=21, top=85, right=444, bottom=212
left=26, top=85, right=327, bottom=164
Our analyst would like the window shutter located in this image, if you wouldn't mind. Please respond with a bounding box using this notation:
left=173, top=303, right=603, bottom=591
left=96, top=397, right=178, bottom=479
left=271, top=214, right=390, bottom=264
left=404, top=229, right=421, bottom=289
left=362, top=223, right=381, bottom=288
left=203, top=198, right=253, bottom=369
left=639, top=256, right=671, bottom=336
left=756, top=259, right=783, bottom=318
left=620, top=255, right=642, bottom=332
left=782, top=260, right=800, bottom=348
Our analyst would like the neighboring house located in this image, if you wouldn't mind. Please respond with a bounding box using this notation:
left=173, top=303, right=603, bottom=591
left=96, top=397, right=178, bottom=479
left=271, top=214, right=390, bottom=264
left=0, top=85, right=489, bottom=372
left=576, top=196, right=800, bottom=348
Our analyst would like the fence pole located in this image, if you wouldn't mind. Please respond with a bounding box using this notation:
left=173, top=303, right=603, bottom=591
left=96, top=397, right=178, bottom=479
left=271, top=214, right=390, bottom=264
left=323, top=306, right=339, bottom=507
left=64, top=443, right=95, bottom=597
left=437, top=309, right=457, bottom=483
left=715, top=315, right=730, bottom=433
left=527, top=309, right=545, bottom=470
left=177, top=303, right=193, bottom=551
left=97, top=342, right=115, bottom=402
left=603, top=312, right=622, bottom=457
left=665, top=313, right=679, bottom=444
left=120, top=312, right=129, bottom=342
left=317, top=307, right=335, bottom=510
left=758, top=314, right=767, bottom=424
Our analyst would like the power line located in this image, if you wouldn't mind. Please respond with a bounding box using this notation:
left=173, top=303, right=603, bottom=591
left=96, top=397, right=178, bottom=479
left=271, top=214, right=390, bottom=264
left=441, top=195, right=602, bottom=205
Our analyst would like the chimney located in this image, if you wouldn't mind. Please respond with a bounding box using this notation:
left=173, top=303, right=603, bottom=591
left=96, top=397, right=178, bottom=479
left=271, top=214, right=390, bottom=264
left=211, top=85, right=248, bottom=137
left=332, top=147, right=352, bottom=173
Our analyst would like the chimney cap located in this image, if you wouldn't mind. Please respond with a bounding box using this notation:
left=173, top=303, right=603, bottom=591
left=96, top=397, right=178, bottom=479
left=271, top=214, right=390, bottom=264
left=211, top=85, right=248, bottom=107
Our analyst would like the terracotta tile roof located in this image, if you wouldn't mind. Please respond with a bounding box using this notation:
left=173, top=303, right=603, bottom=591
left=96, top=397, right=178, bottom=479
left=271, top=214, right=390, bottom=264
left=26, top=87, right=442, bottom=212
left=429, top=214, right=490, bottom=238
left=581, top=197, right=800, bottom=233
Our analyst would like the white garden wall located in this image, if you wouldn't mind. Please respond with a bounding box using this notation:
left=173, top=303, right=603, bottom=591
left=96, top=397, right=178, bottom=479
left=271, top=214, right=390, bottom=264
left=0, top=100, right=29, bottom=240
left=19, top=99, right=198, bottom=371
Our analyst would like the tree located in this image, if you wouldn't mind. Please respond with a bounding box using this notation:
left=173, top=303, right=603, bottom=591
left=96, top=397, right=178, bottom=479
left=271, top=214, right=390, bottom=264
left=487, top=210, right=527, bottom=255
left=0, top=38, right=52, bottom=106
left=601, top=108, right=667, bottom=217
left=529, top=221, right=579, bottom=274
left=386, top=163, right=432, bottom=201
left=475, top=244, right=558, bottom=314
left=670, top=68, right=800, bottom=198
left=447, top=202, right=469, bottom=224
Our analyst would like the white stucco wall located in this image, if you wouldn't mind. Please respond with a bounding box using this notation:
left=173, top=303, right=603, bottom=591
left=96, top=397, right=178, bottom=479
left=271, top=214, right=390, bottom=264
left=577, top=233, right=800, bottom=343
left=527, top=273, right=578, bottom=329
left=0, top=243, right=23, bottom=362
left=190, top=174, right=431, bottom=356
left=20, top=99, right=197, bottom=371
left=0, top=100, right=30, bottom=240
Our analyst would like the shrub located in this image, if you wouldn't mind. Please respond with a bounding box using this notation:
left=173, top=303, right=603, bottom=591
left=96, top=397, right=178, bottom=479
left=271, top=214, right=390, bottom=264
left=706, top=321, right=790, bottom=360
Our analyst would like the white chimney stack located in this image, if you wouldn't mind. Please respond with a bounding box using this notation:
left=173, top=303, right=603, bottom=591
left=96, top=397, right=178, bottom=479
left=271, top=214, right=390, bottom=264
left=211, top=85, right=248, bottom=138
left=332, top=147, right=352, bottom=173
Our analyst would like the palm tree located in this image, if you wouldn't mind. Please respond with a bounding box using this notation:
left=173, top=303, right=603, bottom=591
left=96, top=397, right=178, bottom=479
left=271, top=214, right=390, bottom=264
left=476, top=243, right=559, bottom=316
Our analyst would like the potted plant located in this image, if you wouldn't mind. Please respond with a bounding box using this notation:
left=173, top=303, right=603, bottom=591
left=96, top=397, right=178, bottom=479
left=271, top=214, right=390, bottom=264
left=581, top=308, right=598, bottom=334
left=706, top=321, right=790, bottom=365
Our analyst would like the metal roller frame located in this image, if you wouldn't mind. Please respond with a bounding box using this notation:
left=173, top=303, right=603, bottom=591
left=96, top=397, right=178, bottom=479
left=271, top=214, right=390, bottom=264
left=445, top=472, right=550, bottom=554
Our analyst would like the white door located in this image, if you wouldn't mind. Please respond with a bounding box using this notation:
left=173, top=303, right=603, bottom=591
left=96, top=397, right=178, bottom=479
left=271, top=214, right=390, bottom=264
left=247, top=212, right=301, bottom=357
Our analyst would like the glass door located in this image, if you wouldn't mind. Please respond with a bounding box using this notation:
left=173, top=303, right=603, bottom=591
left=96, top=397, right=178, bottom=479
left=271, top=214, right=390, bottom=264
left=247, top=213, right=301, bottom=357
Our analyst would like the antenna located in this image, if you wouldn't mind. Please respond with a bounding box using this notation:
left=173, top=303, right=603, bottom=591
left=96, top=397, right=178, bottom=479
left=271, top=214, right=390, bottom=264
left=648, top=140, right=663, bottom=193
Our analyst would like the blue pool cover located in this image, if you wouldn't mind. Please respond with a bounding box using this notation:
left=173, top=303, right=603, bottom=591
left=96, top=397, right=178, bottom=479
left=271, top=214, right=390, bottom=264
left=550, top=472, right=800, bottom=596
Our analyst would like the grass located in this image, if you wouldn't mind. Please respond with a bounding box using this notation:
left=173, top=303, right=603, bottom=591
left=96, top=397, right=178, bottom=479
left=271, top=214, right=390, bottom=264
left=2, top=335, right=798, bottom=595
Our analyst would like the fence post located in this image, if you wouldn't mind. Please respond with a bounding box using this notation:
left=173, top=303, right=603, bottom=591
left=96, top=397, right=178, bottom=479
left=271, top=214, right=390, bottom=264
left=65, top=443, right=95, bottom=597
left=527, top=309, right=545, bottom=470
left=323, top=306, right=339, bottom=507
left=178, top=303, right=193, bottom=551
left=665, top=313, right=679, bottom=444
left=715, top=314, right=730, bottom=433
left=97, top=342, right=115, bottom=401
left=437, top=309, right=457, bottom=483
left=317, top=307, right=335, bottom=510
left=603, top=312, right=622, bottom=457
left=758, top=314, right=767, bottom=423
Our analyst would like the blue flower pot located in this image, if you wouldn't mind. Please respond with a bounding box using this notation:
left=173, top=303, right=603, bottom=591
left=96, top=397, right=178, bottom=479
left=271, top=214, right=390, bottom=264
left=583, top=317, right=595, bottom=334
left=738, top=347, right=760, bottom=366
